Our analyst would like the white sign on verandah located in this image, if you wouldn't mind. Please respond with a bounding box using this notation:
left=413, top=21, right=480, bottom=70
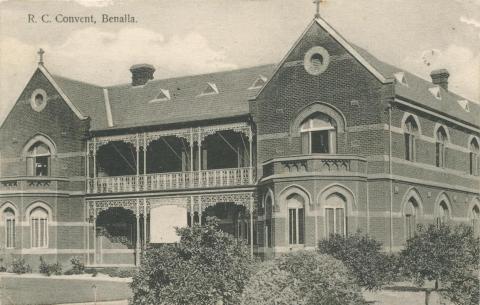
left=150, top=197, right=188, bottom=243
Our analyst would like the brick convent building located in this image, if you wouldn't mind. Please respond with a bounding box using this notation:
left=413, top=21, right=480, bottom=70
left=1, top=17, right=479, bottom=267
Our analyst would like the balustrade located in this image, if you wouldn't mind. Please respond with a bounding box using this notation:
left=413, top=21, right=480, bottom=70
left=87, top=167, right=254, bottom=194
left=262, top=155, right=367, bottom=177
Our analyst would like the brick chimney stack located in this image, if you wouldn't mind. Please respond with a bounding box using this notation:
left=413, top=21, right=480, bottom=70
left=430, top=69, right=450, bottom=91
left=130, top=64, right=155, bottom=86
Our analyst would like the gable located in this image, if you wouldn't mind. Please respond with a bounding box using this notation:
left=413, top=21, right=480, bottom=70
left=256, top=19, right=389, bottom=101
left=0, top=68, right=87, bottom=157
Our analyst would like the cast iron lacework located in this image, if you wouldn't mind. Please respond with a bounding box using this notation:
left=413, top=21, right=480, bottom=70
left=87, top=192, right=257, bottom=218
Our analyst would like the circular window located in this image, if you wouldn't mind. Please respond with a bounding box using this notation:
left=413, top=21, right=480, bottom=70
left=304, top=46, right=330, bottom=76
left=30, top=89, right=47, bottom=112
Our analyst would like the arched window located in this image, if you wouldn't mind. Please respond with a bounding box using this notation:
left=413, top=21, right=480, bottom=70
left=469, top=138, right=479, bottom=176
left=26, top=142, right=51, bottom=176
left=405, top=198, right=419, bottom=239
left=3, top=208, right=15, bottom=248
left=435, top=127, right=448, bottom=168
left=300, top=113, right=337, bottom=154
left=404, top=116, right=418, bottom=161
left=264, top=195, right=273, bottom=248
left=30, top=207, right=48, bottom=248
left=436, top=201, right=450, bottom=226
left=324, top=193, right=346, bottom=237
left=287, top=194, right=305, bottom=245
left=470, top=205, right=479, bottom=235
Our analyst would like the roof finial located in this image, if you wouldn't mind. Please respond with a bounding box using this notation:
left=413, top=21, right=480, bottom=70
left=313, top=0, right=322, bottom=18
left=37, top=48, right=45, bottom=65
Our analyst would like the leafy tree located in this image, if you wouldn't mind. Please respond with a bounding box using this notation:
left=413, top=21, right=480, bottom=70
left=241, top=251, right=365, bottom=305
left=400, top=223, right=479, bottom=305
left=318, top=232, right=397, bottom=290
left=130, top=217, right=254, bottom=305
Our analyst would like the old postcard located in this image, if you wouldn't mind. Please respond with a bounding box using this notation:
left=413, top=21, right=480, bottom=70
left=0, top=0, right=479, bottom=304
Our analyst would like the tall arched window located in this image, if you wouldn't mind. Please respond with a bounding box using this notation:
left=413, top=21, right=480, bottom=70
left=26, top=142, right=51, bottom=176
left=30, top=207, right=49, bottom=248
left=469, top=138, right=479, bottom=176
left=264, top=195, right=273, bottom=248
left=436, top=201, right=450, bottom=226
left=324, top=193, right=347, bottom=237
left=435, top=127, right=448, bottom=168
left=287, top=194, right=305, bottom=245
left=300, top=113, right=337, bottom=154
left=404, top=116, right=419, bottom=161
left=470, top=205, right=479, bottom=235
left=405, top=198, right=419, bottom=239
left=3, top=208, right=15, bottom=248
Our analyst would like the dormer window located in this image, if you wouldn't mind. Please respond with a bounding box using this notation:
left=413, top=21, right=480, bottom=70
left=429, top=86, right=441, bottom=100
left=394, top=72, right=408, bottom=86
left=199, top=82, right=219, bottom=96
left=149, top=89, right=170, bottom=103
left=249, top=75, right=267, bottom=90
left=457, top=100, right=470, bottom=112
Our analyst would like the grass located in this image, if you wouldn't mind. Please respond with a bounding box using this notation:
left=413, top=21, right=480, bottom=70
left=1, top=275, right=132, bottom=305
left=363, top=282, right=453, bottom=305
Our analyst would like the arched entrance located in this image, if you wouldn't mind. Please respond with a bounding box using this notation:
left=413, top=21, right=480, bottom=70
left=95, top=207, right=138, bottom=265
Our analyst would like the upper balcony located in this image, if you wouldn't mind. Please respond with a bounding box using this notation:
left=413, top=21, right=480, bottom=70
left=262, top=154, right=367, bottom=179
left=86, top=122, right=255, bottom=195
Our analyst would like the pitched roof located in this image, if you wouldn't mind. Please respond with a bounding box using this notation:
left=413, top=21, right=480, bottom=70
left=352, top=45, right=480, bottom=127
left=46, top=17, right=478, bottom=131
left=51, top=64, right=276, bottom=131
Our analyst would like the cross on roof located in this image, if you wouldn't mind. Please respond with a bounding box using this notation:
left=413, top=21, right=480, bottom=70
left=313, top=0, right=323, bottom=18
left=37, top=48, right=45, bottom=65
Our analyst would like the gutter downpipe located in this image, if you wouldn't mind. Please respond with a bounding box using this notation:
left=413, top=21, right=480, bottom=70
left=388, top=103, right=393, bottom=253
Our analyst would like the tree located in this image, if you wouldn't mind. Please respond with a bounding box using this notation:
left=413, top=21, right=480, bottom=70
left=400, top=223, right=480, bottom=305
left=318, top=232, right=397, bottom=290
left=130, top=217, right=254, bottom=305
left=241, top=251, right=365, bottom=305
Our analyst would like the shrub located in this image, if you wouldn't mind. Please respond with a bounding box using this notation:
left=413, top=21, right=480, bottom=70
left=39, top=257, right=62, bottom=276
left=69, top=256, right=85, bottom=274
left=241, top=251, right=365, bottom=305
left=400, top=224, right=480, bottom=305
left=318, top=232, right=397, bottom=290
left=130, top=217, right=254, bottom=305
left=0, top=265, right=7, bottom=272
left=10, top=258, right=32, bottom=274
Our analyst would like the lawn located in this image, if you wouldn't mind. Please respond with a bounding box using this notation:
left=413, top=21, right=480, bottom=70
left=1, top=274, right=132, bottom=305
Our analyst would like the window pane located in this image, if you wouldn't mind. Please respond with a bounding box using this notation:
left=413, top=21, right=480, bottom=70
left=298, top=208, right=304, bottom=244
left=289, top=209, right=297, bottom=244
left=311, top=130, right=329, bottom=153
left=326, top=208, right=334, bottom=237
left=35, top=156, right=49, bottom=176
left=405, top=134, right=410, bottom=160
left=40, top=219, right=45, bottom=247
left=301, top=132, right=310, bottom=154
left=336, top=208, right=345, bottom=236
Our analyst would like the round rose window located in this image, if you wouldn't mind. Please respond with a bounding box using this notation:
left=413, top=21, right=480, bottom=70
left=30, top=89, right=47, bottom=112
left=304, top=46, right=330, bottom=76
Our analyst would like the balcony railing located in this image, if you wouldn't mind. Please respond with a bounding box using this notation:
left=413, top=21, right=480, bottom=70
left=262, top=155, right=367, bottom=177
left=87, top=167, right=253, bottom=194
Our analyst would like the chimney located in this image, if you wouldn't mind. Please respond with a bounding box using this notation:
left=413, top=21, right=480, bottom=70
left=430, top=69, right=449, bottom=91
left=130, top=64, right=155, bottom=86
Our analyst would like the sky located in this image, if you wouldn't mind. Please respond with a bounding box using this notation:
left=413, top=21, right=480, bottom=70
left=0, top=0, right=479, bottom=124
